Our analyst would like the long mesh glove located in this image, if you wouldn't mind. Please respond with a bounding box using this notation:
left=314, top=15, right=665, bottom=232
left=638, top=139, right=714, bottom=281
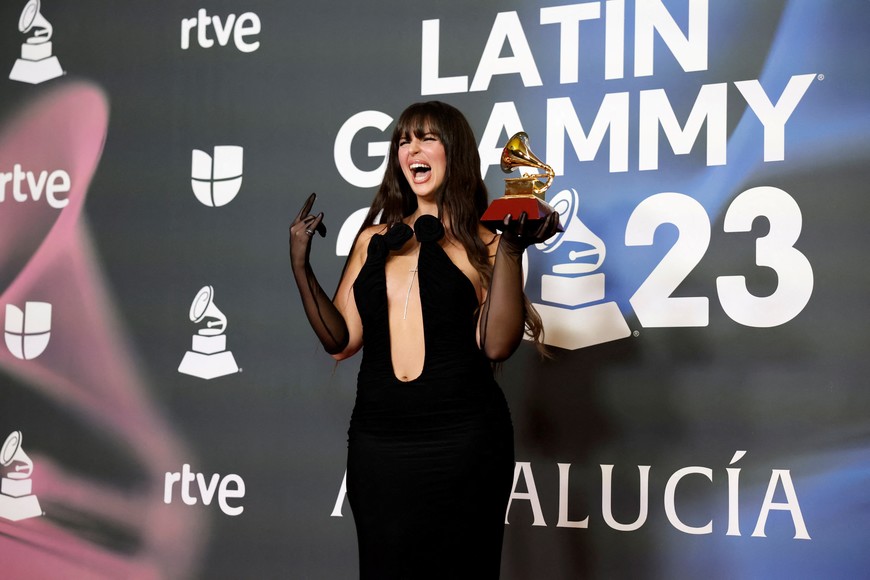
left=289, top=193, right=349, bottom=354
left=479, top=211, right=560, bottom=361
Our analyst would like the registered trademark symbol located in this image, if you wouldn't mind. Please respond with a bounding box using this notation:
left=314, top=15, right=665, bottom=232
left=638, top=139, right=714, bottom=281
left=817, top=74, right=824, bottom=81
left=632, top=330, right=640, bottom=338
left=238, top=368, right=243, bottom=373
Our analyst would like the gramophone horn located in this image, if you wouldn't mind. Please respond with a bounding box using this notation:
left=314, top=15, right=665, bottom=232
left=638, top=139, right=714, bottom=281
left=500, top=132, right=555, bottom=196
left=19, top=0, right=54, bottom=42
left=189, top=285, right=227, bottom=336
left=1, top=430, right=34, bottom=479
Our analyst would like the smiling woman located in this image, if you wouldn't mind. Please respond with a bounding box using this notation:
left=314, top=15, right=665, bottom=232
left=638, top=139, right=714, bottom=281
left=398, top=129, right=446, bottom=197
left=289, top=101, right=558, bottom=579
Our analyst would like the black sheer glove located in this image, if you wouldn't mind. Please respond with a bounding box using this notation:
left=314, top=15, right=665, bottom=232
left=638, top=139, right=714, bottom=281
left=289, top=192, right=327, bottom=268
left=497, top=211, right=561, bottom=257
left=479, top=211, right=559, bottom=361
left=289, top=193, right=349, bottom=354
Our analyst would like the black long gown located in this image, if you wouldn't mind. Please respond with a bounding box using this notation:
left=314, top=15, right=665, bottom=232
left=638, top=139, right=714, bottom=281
left=347, top=215, right=514, bottom=579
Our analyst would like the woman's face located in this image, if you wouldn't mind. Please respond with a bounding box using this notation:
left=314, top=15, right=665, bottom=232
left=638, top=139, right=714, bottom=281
left=397, top=126, right=447, bottom=200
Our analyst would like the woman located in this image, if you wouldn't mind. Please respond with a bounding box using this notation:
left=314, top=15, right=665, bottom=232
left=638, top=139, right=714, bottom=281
left=290, top=101, right=558, bottom=579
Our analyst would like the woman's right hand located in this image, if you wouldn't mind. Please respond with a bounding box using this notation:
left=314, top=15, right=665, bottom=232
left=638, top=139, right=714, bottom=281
left=289, top=192, right=327, bottom=269
left=498, top=211, right=560, bottom=256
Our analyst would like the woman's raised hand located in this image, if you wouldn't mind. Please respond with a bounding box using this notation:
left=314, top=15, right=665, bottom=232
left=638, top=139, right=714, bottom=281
left=498, top=211, right=560, bottom=255
left=289, top=193, right=327, bottom=268
left=288, top=193, right=350, bottom=355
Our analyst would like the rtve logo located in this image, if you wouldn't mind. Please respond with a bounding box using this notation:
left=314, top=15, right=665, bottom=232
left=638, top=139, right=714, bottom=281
left=180, top=9, right=261, bottom=53
left=191, top=146, right=243, bottom=207
left=1, top=164, right=72, bottom=209
left=164, top=464, right=245, bottom=517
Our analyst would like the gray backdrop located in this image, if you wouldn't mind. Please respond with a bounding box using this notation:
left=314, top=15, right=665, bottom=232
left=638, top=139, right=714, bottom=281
left=1, top=1, right=868, bottom=578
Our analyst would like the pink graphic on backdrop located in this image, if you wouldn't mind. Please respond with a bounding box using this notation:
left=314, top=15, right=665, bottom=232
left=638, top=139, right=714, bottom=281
left=0, top=82, right=203, bottom=578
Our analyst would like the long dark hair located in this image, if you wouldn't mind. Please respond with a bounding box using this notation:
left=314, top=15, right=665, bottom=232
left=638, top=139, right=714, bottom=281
left=360, top=101, right=546, bottom=350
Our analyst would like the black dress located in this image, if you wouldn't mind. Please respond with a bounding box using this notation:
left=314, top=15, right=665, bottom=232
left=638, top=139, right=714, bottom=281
left=347, top=215, right=514, bottom=579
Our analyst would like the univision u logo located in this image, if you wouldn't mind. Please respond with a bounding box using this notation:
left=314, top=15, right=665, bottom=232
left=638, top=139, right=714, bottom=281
left=4, top=302, right=51, bottom=360
left=191, top=146, right=243, bottom=207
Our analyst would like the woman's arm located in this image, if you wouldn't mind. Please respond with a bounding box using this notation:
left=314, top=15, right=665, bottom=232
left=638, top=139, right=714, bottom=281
left=289, top=193, right=355, bottom=356
left=478, top=212, right=559, bottom=361
left=329, top=230, right=373, bottom=361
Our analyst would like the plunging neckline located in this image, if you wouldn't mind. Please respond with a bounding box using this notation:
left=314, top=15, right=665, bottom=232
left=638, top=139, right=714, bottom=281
left=385, top=216, right=440, bottom=384
left=355, top=215, right=480, bottom=384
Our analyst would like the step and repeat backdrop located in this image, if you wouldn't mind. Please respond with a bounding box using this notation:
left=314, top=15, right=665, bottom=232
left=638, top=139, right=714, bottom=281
left=1, top=0, right=868, bottom=578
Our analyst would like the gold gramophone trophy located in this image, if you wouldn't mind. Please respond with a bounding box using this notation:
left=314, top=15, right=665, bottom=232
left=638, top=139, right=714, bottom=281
left=481, top=132, right=562, bottom=232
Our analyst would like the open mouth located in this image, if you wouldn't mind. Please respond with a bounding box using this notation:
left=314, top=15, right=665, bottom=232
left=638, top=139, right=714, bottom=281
left=410, top=162, right=431, bottom=182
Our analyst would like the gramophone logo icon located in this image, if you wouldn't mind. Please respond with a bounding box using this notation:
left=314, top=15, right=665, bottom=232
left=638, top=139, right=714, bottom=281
left=9, top=0, right=65, bottom=84
left=0, top=431, right=43, bottom=521
left=178, top=285, right=239, bottom=379
left=531, top=188, right=630, bottom=350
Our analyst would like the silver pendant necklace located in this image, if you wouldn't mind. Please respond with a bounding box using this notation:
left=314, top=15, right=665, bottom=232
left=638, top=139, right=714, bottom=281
left=403, top=248, right=420, bottom=320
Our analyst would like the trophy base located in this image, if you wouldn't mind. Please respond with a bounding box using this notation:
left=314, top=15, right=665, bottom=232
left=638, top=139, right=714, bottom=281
left=9, top=57, right=64, bottom=85
left=481, top=197, right=560, bottom=232
left=533, top=301, right=631, bottom=350
left=0, top=494, right=43, bottom=521
left=178, top=350, right=239, bottom=380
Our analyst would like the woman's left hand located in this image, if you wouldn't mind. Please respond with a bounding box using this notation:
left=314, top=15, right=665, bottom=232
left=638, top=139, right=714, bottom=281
left=498, top=211, right=561, bottom=255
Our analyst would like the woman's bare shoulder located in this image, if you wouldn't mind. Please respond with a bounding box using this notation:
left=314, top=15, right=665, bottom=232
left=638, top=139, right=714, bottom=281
left=348, top=223, right=390, bottom=259
left=477, top=223, right=499, bottom=249
left=359, top=223, right=390, bottom=238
